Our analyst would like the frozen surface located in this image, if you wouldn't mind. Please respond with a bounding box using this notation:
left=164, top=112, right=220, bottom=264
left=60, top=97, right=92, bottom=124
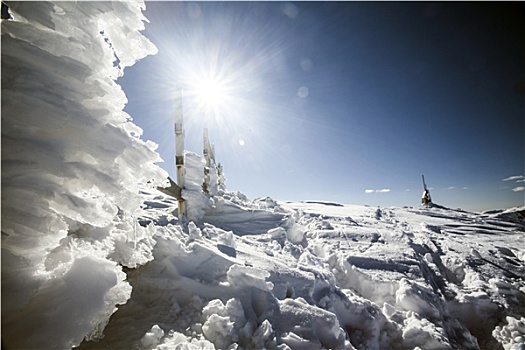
left=2, top=2, right=525, bottom=350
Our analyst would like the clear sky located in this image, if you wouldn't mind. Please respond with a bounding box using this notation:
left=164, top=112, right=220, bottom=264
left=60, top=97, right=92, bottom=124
left=119, top=2, right=524, bottom=212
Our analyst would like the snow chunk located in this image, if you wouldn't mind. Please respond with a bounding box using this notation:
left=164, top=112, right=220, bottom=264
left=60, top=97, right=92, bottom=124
left=279, top=298, right=346, bottom=348
left=227, top=265, right=274, bottom=291
left=202, top=314, right=235, bottom=349
left=188, top=221, right=202, bottom=240
left=218, top=230, right=236, bottom=249
left=396, top=279, right=440, bottom=319
left=155, top=332, right=215, bottom=350
left=493, top=316, right=525, bottom=350
left=2, top=256, right=131, bottom=349
left=141, top=325, right=165, bottom=348
left=402, top=312, right=449, bottom=349
left=252, top=319, right=278, bottom=349
left=268, top=227, right=287, bottom=239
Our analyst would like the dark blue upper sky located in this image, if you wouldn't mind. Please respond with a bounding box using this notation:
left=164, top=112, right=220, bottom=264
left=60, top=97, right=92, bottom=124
left=119, top=2, right=524, bottom=211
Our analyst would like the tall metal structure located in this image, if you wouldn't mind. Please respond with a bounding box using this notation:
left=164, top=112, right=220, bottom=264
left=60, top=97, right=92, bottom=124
left=421, top=174, right=432, bottom=204
left=174, top=90, right=186, bottom=217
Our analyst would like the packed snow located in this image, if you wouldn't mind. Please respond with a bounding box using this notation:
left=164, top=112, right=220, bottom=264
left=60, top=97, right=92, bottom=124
left=2, top=2, right=525, bottom=350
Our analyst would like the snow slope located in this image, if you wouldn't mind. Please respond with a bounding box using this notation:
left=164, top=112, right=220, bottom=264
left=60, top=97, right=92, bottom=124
left=2, top=2, right=525, bottom=350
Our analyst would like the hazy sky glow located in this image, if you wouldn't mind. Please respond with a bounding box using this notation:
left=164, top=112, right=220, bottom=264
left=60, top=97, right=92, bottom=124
left=120, top=2, right=524, bottom=212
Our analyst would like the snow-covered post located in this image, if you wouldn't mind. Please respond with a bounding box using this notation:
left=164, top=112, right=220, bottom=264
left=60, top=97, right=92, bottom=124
left=202, top=128, right=211, bottom=193
left=217, top=162, right=224, bottom=189
left=174, top=90, right=186, bottom=217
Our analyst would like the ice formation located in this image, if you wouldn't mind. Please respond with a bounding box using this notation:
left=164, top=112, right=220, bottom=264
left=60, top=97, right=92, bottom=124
left=1, top=2, right=167, bottom=348
left=2, top=2, right=525, bottom=350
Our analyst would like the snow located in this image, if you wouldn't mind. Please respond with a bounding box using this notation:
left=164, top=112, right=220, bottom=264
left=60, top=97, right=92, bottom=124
left=2, top=2, right=525, bottom=350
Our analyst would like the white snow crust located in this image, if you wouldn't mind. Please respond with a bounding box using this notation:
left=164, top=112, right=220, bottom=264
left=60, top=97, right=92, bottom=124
left=2, top=2, right=525, bottom=350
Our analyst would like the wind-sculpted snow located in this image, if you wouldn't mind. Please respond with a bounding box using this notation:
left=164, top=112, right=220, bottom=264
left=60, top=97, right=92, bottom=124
left=1, top=2, right=167, bottom=348
left=75, top=178, right=525, bottom=350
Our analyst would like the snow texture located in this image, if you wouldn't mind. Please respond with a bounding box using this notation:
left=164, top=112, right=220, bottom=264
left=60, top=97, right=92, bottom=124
left=2, top=2, right=525, bottom=350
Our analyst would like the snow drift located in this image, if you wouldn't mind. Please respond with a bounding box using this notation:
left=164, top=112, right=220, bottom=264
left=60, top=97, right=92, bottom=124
left=2, top=2, right=525, bottom=350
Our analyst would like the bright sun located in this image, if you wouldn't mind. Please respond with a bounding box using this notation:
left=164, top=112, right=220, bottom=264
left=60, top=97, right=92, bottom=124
left=179, top=60, right=252, bottom=130
left=194, top=78, right=227, bottom=112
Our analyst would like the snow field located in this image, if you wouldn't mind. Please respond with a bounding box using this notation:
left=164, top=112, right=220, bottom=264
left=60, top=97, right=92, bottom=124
left=77, top=174, right=524, bottom=349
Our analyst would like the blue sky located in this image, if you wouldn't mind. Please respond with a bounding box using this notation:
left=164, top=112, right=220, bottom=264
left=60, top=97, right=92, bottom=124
left=119, top=2, right=524, bottom=212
